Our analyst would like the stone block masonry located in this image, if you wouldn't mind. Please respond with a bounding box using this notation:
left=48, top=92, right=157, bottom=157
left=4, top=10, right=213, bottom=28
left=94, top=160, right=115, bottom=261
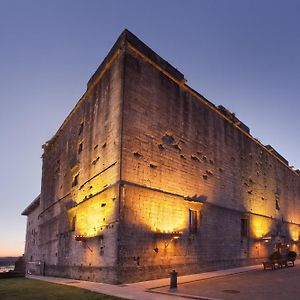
left=22, top=29, right=300, bottom=284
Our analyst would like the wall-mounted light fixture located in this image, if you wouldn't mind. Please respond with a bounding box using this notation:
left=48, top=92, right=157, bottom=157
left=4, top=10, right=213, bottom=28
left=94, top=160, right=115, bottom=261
left=152, top=232, right=182, bottom=253
left=261, top=236, right=272, bottom=243
left=75, top=235, right=87, bottom=242
left=164, top=233, right=182, bottom=248
left=75, top=235, right=93, bottom=252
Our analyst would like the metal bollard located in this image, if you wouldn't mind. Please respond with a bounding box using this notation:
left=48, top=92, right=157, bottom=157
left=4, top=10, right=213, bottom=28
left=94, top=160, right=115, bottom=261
left=169, top=269, right=178, bottom=290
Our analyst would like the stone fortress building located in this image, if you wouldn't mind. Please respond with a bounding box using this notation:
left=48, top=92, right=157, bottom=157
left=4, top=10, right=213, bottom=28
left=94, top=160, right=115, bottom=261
left=22, top=30, right=300, bottom=284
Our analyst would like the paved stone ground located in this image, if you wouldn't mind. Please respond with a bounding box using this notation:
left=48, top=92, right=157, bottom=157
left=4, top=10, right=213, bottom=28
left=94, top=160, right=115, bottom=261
left=153, top=264, right=300, bottom=300
left=29, top=263, right=300, bottom=299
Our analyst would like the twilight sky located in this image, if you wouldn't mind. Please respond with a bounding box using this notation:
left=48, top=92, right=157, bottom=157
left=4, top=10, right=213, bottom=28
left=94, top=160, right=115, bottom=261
left=0, top=0, right=299, bottom=256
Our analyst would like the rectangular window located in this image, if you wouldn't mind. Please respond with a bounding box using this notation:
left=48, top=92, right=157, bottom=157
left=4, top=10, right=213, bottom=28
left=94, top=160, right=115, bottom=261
left=71, top=216, right=76, bottom=231
left=189, top=209, right=198, bottom=234
left=275, top=199, right=280, bottom=210
left=241, top=218, right=248, bottom=237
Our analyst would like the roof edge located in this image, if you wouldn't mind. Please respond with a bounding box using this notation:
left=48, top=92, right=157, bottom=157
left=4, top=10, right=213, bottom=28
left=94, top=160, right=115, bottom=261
left=22, top=195, right=40, bottom=216
left=87, top=29, right=185, bottom=88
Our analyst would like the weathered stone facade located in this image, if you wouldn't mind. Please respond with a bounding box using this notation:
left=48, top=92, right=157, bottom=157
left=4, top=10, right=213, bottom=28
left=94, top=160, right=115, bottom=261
left=23, top=30, right=300, bottom=284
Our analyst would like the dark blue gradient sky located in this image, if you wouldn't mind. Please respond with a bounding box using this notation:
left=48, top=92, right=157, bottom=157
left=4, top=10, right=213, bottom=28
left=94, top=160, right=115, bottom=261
left=0, top=0, right=299, bottom=256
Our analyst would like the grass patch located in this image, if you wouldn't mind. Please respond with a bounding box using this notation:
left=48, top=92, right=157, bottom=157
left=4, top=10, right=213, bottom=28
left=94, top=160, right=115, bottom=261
left=0, top=278, right=123, bottom=300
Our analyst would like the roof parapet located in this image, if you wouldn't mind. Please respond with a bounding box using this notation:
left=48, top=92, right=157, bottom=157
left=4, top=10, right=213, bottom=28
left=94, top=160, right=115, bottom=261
left=265, top=145, right=289, bottom=166
left=217, top=105, right=250, bottom=134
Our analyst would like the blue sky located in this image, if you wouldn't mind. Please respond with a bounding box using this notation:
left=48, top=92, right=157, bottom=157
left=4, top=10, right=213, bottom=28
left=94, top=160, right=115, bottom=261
left=0, top=0, right=299, bottom=256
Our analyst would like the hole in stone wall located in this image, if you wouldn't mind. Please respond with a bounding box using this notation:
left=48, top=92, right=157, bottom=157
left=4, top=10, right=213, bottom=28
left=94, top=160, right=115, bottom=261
left=101, top=203, right=106, bottom=207
left=206, top=170, right=213, bottom=176
left=158, top=144, right=165, bottom=151
left=78, top=141, right=83, bottom=154
left=133, top=152, right=142, bottom=158
left=191, top=155, right=200, bottom=162
left=249, top=177, right=255, bottom=184
left=92, top=157, right=100, bottom=165
left=72, top=174, right=79, bottom=187
left=172, top=144, right=181, bottom=151
left=149, top=163, right=157, bottom=169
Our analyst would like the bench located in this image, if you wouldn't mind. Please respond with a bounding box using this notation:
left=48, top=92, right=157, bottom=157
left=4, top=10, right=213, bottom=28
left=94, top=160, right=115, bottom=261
left=262, top=251, right=297, bottom=270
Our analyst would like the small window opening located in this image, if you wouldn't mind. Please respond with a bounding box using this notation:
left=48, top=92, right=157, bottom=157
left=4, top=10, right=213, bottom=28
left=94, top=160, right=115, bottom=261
left=241, top=218, right=248, bottom=237
left=72, top=174, right=79, bottom=187
left=189, top=209, right=198, bottom=234
left=71, top=216, right=76, bottom=231
left=78, top=122, right=84, bottom=135
left=78, top=141, right=83, bottom=154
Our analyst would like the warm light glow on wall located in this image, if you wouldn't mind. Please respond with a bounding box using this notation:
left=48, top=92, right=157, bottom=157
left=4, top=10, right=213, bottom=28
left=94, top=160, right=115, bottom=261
left=77, top=174, right=110, bottom=204
left=122, top=185, right=203, bottom=235
left=146, top=200, right=187, bottom=233
left=288, top=224, right=299, bottom=242
left=126, top=186, right=202, bottom=234
left=251, top=215, right=272, bottom=239
left=69, top=191, right=116, bottom=238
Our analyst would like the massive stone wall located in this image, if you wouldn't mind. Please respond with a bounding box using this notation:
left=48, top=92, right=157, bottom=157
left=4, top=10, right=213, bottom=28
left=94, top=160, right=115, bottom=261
left=37, top=50, right=125, bottom=283
left=121, top=48, right=300, bottom=220
left=118, top=43, right=300, bottom=282
left=23, top=201, right=40, bottom=268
